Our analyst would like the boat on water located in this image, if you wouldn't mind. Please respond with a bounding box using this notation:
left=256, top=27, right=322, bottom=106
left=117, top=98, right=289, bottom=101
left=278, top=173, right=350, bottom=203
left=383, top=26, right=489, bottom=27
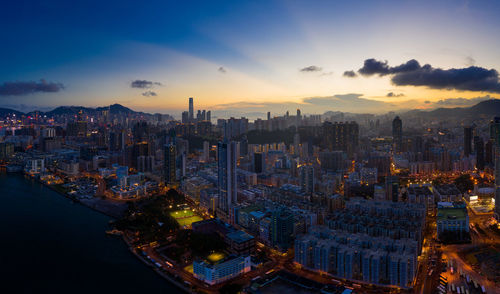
left=105, top=229, right=123, bottom=236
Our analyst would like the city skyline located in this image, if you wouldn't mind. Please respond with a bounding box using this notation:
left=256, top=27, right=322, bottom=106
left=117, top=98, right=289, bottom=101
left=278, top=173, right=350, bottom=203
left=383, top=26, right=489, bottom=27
left=2, top=0, right=500, bottom=116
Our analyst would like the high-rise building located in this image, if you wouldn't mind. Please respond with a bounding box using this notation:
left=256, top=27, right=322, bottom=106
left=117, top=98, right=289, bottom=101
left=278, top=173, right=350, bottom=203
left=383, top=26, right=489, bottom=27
left=217, top=140, right=237, bottom=223
left=202, top=141, right=210, bottom=162
left=296, top=109, right=302, bottom=127
left=164, top=143, right=176, bottom=185
left=474, top=136, right=485, bottom=170
left=267, top=112, right=271, bottom=121
left=491, top=117, right=500, bottom=220
left=240, top=136, right=248, bottom=157
left=293, top=133, right=300, bottom=155
left=323, top=121, right=359, bottom=158
left=253, top=152, right=265, bottom=173
left=271, top=209, right=294, bottom=250
left=392, top=116, right=402, bottom=153
left=385, top=176, right=399, bottom=202
left=189, top=97, right=194, bottom=122
left=485, top=139, right=494, bottom=165
left=299, top=165, right=315, bottom=195
left=464, top=126, right=473, bottom=157
left=182, top=111, right=189, bottom=123
left=206, top=111, right=211, bottom=122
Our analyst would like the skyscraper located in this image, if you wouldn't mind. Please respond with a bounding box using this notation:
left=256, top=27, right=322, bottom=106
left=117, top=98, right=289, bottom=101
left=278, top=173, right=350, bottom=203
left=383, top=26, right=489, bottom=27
left=392, top=116, right=402, bottom=153
left=299, top=165, right=315, bottom=195
left=217, top=140, right=237, bottom=223
left=164, top=143, right=176, bottom=185
left=253, top=152, right=265, bottom=173
left=464, top=126, right=473, bottom=157
left=491, top=117, right=500, bottom=220
left=296, top=109, right=302, bottom=127
left=474, top=136, right=485, bottom=170
left=189, top=97, right=194, bottom=122
left=182, top=111, right=189, bottom=124
left=323, top=121, right=359, bottom=158
left=202, top=141, right=210, bottom=162
left=271, top=209, right=294, bottom=250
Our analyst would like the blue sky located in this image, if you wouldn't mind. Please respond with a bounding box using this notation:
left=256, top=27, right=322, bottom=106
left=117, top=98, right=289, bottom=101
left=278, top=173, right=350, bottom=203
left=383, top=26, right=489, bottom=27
left=1, top=0, right=500, bottom=116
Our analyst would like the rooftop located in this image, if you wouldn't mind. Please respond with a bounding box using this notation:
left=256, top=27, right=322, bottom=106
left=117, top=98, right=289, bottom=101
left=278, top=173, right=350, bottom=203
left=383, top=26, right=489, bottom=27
left=226, top=230, right=254, bottom=243
left=437, top=208, right=467, bottom=221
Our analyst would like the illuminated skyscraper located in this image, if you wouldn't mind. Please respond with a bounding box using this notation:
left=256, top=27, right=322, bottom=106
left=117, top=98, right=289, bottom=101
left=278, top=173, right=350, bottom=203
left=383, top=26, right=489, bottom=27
left=164, top=143, right=176, bottom=185
left=217, top=140, right=237, bottom=223
left=189, top=97, right=194, bottom=122
left=392, top=116, right=402, bottom=153
left=491, top=117, right=500, bottom=220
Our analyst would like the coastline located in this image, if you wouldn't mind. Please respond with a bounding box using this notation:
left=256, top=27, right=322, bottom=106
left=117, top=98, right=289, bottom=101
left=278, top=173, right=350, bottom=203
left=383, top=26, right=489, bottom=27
left=18, top=171, right=192, bottom=294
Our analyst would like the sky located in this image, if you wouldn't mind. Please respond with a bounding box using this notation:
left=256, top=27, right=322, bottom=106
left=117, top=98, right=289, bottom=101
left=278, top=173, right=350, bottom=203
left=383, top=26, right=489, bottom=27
left=1, top=0, right=500, bottom=117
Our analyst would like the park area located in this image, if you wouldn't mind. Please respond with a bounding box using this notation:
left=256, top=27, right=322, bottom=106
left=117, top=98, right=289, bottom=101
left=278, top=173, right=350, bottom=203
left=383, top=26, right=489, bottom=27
left=170, top=209, right=202, bottom=227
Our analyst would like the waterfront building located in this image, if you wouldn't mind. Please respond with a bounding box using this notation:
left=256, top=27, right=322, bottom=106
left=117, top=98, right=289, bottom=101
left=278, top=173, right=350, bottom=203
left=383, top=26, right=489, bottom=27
left=193, top=255, right=251, bottom=285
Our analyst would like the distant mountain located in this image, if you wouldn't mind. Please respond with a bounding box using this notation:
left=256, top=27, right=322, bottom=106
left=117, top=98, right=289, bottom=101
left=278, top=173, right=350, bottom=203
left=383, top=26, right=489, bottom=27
left=36, top=104, right=147, bottom=117
left=43, top=106, right=94, bottom=117
left=0, top=107, right=24, bottom=117
left=96, top=103, right=138, bottom=114
left=467, top=99, right=500, bottom=116
left=406, top=99, right=500, bottom=120
left=0, top=103, right=159, bottom=119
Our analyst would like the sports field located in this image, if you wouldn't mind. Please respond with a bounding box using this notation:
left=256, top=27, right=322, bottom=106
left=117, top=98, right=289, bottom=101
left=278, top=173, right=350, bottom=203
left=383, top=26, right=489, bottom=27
left=170, top=209, right=202, bottom=227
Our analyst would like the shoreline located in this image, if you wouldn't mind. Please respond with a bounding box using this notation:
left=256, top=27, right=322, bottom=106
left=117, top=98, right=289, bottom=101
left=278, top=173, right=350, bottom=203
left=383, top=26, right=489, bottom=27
left=15, top=172, right=192, bottom=294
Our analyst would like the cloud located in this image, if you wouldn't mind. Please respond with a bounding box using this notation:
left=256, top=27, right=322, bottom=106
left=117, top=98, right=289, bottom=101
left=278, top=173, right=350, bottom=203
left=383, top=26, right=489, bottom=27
left=424, top=100, right=431, bottom=104
left=130, top=80, right=162, bottom=89
left=465, top=56, right=475, bottom=66
left=142, top=91, right=157, bottom=97
left=343, top=70, right=357, bottom=78
left=218, top=67, right=227, bottom=73
left=386, top=92, right=405, bottom=97
left=352, top=58, right=500, bottom=93
left=300, top=65, right=322, bottom=72
left=0, top=80, right=64, bottom=96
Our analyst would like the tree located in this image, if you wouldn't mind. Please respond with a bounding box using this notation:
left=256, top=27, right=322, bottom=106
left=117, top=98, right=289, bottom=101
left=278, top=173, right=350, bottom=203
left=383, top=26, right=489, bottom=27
left=453, top=174, right=474, bottom=193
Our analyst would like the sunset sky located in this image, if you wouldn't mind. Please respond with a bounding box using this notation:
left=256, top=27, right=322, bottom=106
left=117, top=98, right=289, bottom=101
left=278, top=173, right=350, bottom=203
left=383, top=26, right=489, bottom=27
left=1, top=0, right=500, bottom=117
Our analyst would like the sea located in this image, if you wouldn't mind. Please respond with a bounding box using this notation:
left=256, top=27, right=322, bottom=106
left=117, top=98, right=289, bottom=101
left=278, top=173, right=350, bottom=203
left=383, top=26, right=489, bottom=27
left=0, top=173, right=182, bottom=294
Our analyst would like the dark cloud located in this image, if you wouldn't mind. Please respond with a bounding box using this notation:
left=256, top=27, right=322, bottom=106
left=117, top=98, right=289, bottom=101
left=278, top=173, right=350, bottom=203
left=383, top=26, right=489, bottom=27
left=300, top=65, right=322, bottom=72
left=0, top=80, right=64, bottom=96
left=343, top=70, right=357, bottom=78
left=386, top=92, right=405, bottom=97
left=142, top=91, right=157, bottom=97
left=424, top=100, right=431, bottom=104
left=353, top=58, right=500, bottom=93
left=130, top=80, right=162, bottom=89
left=218, top=67, right=227, bottom=73
left=358, top=59, right=420, bottom=76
